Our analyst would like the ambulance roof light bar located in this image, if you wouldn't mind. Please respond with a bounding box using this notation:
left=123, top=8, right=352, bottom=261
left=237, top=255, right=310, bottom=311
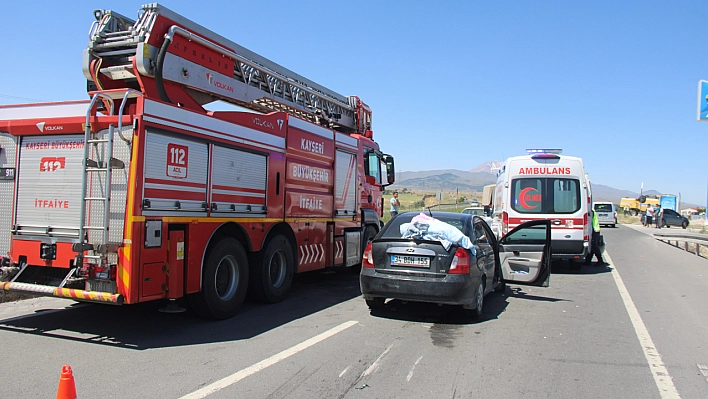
left=526, top=149, right=563, bottom=155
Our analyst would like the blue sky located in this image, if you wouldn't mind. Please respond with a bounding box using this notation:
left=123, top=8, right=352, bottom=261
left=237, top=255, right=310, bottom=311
left=1, top=1, right=707, bottom=205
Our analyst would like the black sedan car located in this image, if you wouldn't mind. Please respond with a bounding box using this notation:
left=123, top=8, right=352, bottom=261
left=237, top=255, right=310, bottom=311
left=641, top=208, right=690, bottom=229
left=360, top=211, right=551, bottom=317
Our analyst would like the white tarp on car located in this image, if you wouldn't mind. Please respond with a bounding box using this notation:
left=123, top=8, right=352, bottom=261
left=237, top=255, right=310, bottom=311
left=399, top=213, right=474, bottom=252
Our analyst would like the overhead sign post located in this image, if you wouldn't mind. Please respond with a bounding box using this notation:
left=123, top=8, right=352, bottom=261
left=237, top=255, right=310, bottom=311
left=697, top=80, right=708, bottom=121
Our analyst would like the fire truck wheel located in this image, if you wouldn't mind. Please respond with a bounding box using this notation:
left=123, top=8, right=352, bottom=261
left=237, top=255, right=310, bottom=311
left=188, top=238, right=248, bottom=320
left=249, top=235, right=294, bottom=303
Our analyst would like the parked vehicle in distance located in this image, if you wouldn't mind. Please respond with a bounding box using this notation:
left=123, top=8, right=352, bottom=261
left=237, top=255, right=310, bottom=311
left=593, top=202, right=617, bottom=228
left=359, top=211, right=551, bottom=317
left=643, top=209, right=690, bottom=229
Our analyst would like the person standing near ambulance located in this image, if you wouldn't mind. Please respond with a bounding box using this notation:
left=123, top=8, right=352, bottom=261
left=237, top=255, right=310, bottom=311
left=584, top=210, right=608, bottom=266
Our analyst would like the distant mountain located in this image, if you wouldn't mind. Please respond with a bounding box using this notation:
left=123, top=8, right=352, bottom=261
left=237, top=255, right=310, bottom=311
left=392, top=162, right=698, bottom=207
left=394, top=169, right=495, bottom=192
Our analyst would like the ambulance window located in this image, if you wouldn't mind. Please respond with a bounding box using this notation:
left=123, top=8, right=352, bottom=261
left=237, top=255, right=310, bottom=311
left=511, top=178, right=580, bottom=214
left=364, top=150, right=382, bottom=184
left=553, top=178, right=580, bottom=213
left=511, top=178, right=544, bottom=214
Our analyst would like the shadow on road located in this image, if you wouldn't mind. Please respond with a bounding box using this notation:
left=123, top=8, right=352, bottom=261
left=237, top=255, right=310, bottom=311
left=551, top=259, right=613, bottom=275
left=367, top=292, right=509, bottom=325
left=366, top=281, right=569, bottom=326
left=0, top=269, right=362, bottom=350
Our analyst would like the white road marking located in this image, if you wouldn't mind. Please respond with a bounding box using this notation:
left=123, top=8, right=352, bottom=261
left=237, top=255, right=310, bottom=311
left=698, top=364, right=708, bottom=382
left=607, top=253, right=681, bottom=398
left=179, top=320, right=358, bottom=399
left=406, top=356, right=424, bottom=382
left=338, top=365, right=351, bottom=378
left=360, top=343, right=394, bottom=378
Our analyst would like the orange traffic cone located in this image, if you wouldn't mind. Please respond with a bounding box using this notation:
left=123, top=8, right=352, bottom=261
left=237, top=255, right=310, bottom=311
left=56, top=364, right=77, bottom=399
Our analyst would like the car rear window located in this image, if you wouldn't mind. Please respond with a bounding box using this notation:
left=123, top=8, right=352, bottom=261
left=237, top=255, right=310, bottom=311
left=380, top=213, right=471, bottom=239
left=594, top=204, right=613, bottom=212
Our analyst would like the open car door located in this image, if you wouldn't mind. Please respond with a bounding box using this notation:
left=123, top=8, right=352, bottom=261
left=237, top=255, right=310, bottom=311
left=497, top=220, right=551, bottom=287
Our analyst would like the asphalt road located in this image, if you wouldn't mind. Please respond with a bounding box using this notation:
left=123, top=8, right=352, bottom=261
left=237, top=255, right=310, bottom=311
left=1, top=224, right=707, bottom=398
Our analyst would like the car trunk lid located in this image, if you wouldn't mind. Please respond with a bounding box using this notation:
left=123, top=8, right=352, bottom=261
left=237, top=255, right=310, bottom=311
left=373, top=240, right=457, bottom=275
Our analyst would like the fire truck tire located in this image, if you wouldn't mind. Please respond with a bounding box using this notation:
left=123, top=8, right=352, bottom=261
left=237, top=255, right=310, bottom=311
left=249, top=235, right=294, bottom=303
left=188, top=238, right=249, bottom=320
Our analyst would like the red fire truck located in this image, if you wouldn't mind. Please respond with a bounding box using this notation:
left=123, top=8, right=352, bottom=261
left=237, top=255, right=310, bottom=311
left=0, top=5, right=395, bottom=319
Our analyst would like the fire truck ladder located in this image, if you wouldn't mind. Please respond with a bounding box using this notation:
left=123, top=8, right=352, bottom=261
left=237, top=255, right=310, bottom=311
left=85, top=4, right=369, bottom=134
left=72, top=92, right=126, bottom=267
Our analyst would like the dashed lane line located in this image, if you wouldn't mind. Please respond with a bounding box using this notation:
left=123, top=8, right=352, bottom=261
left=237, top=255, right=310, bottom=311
left=179, top=320, right=358, bottom=399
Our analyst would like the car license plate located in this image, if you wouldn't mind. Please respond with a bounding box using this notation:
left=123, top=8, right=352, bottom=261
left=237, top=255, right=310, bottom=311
left=391, top=255, right=430, bottom=267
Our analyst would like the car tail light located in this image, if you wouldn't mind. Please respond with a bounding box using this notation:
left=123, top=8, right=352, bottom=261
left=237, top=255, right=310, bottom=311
left=448, top=247, right=470, bottom=274
left=362, top=242, right=374, bottom=268
left=583, top=212, right=589, bottom=241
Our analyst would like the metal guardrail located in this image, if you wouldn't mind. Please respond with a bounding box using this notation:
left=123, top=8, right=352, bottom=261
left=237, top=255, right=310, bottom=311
left=653, top=230, right=708, bottom=257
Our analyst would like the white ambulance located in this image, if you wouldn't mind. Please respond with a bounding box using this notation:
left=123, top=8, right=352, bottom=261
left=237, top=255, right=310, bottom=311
left=492, top=149, right=591, bottom=265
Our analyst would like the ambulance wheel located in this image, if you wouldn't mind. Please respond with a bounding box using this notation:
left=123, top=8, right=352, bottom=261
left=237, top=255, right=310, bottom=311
left=569, top=259, right=582, bottom=271
left=248, top=235, right=294, bottom=303
left=188, top=238, right=248, bottom=320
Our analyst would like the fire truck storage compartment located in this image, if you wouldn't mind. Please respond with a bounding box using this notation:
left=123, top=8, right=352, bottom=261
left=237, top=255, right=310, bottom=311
left=210, top=145, right=267, bottom=215
left=14, top=134, right=85, bottom=237
left=141, top=262, right=166, bottom=298
left=0, top=132, right=17, bottom=256
left=334, top=149, right=357, bottom=216
left=143, top=130, right=208, bottom=214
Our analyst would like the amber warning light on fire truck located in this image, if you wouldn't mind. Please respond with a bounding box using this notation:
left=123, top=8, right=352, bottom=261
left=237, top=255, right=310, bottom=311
left=0, top=4, right=395, bottom=320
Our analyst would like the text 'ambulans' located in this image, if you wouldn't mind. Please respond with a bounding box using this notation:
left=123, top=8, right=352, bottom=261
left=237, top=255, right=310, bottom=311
left=518, top=167, right=571, bottom=175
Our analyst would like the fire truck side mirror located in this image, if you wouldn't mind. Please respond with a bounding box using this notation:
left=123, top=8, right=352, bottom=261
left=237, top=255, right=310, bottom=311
left=384, top=154, right=395, bottom=186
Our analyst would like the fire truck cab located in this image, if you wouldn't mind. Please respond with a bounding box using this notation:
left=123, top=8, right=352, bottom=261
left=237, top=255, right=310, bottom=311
left=492, top=149, right=591, bottom=265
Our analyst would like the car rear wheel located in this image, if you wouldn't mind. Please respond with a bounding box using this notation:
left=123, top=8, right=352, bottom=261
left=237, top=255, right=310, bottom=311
left=682, top=221, right=688, bottom=229
left=366, top=297, right=385, bottom=309
left=471, top=280, right=485, bottom=318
